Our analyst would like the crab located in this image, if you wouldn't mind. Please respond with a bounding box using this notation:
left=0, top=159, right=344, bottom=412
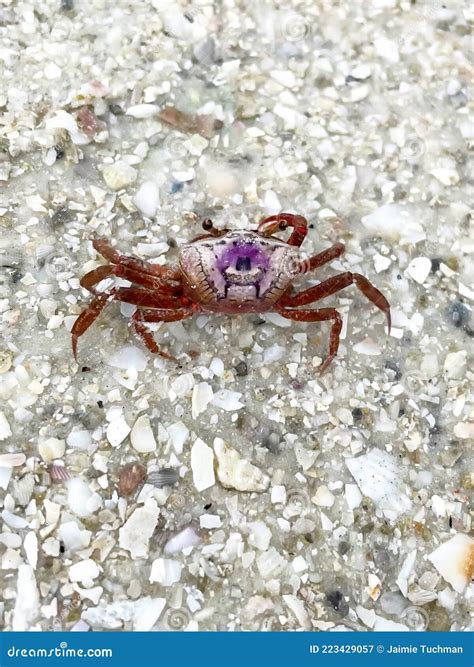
left=72, top=213, right=391, bottom=372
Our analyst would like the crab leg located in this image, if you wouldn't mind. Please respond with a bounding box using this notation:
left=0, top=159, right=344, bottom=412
left=113, top=287, right=189, bottom=309
left=72, top=287, right=188, bottom=359
left=277, top=307, right=343, bottom=373
left=280, top=271, right=391, bottom=331
left=71, top=291, right=116, bottom=360
left=80, top=262, right=182, bottom=294
left=133, top=307, right=196, bottom=322
left=114, top=263, right=182, bottom=291
left=130, top=307, right=196, bottom=360
left=92, top=237, right=181, bottom=282
left=80, top=265, right=115, bottom=291
left=300, top=243, right=346, bottom=273
left=258, top=213, right=308, bottom=247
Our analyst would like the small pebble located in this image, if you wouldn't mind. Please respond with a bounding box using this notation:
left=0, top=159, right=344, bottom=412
left=118, top=462, right=146, bottom=496
left=234, top=361, right=248, bottom=377
left=147, top=468, right=179, bottom=488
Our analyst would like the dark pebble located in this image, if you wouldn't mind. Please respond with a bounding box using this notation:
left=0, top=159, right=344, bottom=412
left=109, top=104, right=124, bottom=116
left=234, top=361, right=248, bottom=377
left=10, top=270, right=23, bottom=283
left=430, top=257, right=442, bottom=272
left=51, top=207, right=72, bottom=227
left=351, top=407, right=363, bottom=422
left=262, top=432, right=281, bottom=453
left=96, top=400, right=104, bottom=408
left=448, top=301, right=470, bottom=328
left=171, top=181, right=184, bottom=193
left=337, top=540, right=350, bottom=556
left=325, top=590, right=349, bottom=616
left=384, top=360, right=402, bottom=380
left=60, top=0, right=74, bottom=11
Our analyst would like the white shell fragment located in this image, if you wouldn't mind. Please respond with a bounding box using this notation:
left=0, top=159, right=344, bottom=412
left=133, top=181, right=160, bottom=217
left=23, top=532, right=38, bottom=570
left=69, top=559, right=100, bottom=584
left=167, top=422, right=189, bottom=454
left=0, top=453, right=26, bottom=467
left=149, top=558, right=182, bottom=586
left=130, top=414, right=157, bottom=453
left=427, top=534, right=474, bottom=593
left=83, top=598, right=165, bottom=631
left=192, top=382, right=214, bottom=418
left=38, top=437, right=65, bottom=462
left=102, top=161, right=137, bottom=190
left=190, top=438, right=215, bottom=492
left=12, top=565, right=39, bottom=631
left=126, top=104, right=160, bottom=119
left=106, top=415, right=131, bottom=448
left=443, top=351, right=467, bottom=380
left=164, top=527, right=202, bottom=555
left=405, top=257, right=432, bottom=285
left=214, top=439, right=270, bottom=492
left=118, top=498, right=160, bottom=559
left=0, top=411, right=12, bottom=440
left=211, top=389, right=244, bottom=411
left=107, top=346, right=148, bottom=372
left=247, top=520, right=272, bottom=551
left=346, top=449, right=412, bottom=518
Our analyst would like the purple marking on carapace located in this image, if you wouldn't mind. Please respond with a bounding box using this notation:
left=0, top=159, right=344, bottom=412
left=215, top=241, right=271, bottom=273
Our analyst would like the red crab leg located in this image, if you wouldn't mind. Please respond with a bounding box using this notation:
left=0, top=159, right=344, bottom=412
left=72, top=287, right=188, bottom=359
left=276, top=307, right=343, bottom=373
left=80, top=262, right=182, bottom=294
left=258, top=213, right=308, bottom=247
left=93, top=238, right=181, bottom=281
left=113, top=287, right=190, bottom=309
left=280, top=272, right=391, bottom=332
left=133, top=307, right=196, bottom=322
left=80, top=265, right=115, bottom=291
left=114, top=257, right=181, bottom=291
left=71, top=291, right=116, bottom=360
left=300, top=243, right=346, bottom=273
left=130, top=307, right=196, bottom=360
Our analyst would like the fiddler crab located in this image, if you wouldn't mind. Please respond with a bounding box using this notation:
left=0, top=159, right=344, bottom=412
left=72, top=213, right=391, bottom=372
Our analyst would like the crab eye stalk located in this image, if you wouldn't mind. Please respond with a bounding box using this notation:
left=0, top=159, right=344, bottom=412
left=278, top=219, right=289, bottom=231
left=202, top=219, right=213, bottom=231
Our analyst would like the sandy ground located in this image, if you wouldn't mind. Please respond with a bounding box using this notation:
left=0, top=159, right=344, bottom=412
left=0, top=0, right=472, bottom=632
